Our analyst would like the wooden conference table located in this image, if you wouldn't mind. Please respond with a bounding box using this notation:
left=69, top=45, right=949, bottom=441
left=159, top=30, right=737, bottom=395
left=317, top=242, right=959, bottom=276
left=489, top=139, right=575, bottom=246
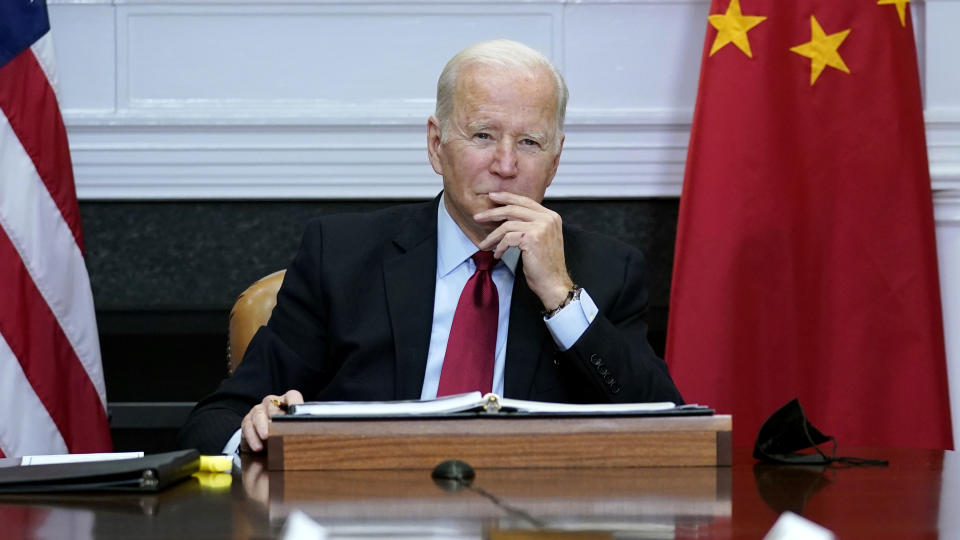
left=0, top=447, right=951, bottom=538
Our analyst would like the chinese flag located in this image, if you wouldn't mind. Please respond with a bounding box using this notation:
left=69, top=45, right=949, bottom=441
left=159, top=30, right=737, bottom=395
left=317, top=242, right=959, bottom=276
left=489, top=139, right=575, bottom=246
left=666, top=0, right=953, bottom=449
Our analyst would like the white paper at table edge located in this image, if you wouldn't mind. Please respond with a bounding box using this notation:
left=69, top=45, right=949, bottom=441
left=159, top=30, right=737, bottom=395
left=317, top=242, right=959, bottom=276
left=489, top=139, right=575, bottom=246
left=281, top=510, right=328, bottom=540
left=763, top=511, right=835, bottom=540
left=21, top=452, right=144, bottom=466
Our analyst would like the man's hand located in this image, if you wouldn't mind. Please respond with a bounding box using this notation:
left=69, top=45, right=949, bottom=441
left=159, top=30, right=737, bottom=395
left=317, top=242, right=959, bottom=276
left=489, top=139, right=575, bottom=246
left=240, top=390, right=304, bottom=453
left=475, top=191, right=574, bottom=310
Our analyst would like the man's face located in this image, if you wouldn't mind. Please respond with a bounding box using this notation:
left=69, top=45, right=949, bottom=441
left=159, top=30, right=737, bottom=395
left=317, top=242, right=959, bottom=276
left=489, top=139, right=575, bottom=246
left=427, top=63, right=564, bottom=245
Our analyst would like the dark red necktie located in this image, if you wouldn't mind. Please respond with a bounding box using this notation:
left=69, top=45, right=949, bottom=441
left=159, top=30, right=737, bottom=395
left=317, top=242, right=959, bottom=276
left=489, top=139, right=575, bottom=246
left=437, top=251, right=499, bottom=396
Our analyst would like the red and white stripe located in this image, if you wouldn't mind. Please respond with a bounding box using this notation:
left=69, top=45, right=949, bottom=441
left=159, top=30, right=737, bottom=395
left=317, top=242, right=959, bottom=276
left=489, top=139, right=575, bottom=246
left=0, top=33, right=111, bottom=457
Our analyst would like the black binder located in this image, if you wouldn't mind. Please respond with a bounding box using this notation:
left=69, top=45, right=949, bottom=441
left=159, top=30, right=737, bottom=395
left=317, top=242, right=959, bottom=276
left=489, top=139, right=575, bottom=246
left=0, top=449, right=200, bottom=493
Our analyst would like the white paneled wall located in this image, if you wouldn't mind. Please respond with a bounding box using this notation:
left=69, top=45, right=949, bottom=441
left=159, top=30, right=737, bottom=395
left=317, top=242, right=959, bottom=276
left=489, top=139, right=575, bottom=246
left=50, top=0, right=712, bottom=199
left=48, top=0, right=960, bottom=444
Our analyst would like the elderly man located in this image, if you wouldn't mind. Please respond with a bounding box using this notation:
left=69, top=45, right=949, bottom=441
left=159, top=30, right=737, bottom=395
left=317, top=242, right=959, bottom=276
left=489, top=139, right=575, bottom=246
left=179, top=39, right=682, bottom=455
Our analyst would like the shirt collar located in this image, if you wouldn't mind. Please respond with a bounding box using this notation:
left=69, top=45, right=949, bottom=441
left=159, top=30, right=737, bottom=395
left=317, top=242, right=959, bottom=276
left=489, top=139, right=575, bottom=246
left=437, top=193, right=519, bottom=278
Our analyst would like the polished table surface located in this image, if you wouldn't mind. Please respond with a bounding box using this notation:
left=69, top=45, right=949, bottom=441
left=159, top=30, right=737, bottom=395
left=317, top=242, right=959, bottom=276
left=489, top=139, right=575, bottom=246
left=0, top=447, right=954, bottom=539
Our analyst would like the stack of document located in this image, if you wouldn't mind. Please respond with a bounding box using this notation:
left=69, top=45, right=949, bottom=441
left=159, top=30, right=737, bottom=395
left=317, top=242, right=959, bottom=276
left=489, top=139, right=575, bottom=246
left=283, top=391, right=706, bottom=418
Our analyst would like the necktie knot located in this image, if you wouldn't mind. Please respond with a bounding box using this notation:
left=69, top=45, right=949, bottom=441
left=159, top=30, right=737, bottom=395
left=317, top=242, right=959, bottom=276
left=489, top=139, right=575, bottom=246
left=472, top=251, right=496, bottom=272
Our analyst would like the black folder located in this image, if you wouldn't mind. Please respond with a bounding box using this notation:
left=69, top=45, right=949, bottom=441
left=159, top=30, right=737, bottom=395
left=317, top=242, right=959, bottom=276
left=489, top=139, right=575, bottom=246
left=0, top=449, right=200, bottom=493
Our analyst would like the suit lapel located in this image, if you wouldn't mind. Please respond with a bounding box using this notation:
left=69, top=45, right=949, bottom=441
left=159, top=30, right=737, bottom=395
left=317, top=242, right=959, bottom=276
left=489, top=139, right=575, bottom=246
left=504, top=262, right=550, bottom=398
left=383, top=197, right=440, bottom=399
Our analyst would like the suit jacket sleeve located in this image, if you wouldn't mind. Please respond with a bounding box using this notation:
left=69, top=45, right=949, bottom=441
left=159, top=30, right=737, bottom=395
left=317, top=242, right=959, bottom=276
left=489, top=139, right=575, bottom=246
left=178, top=219, right=334, bottom=454
left=557, top=235, right=683, bottom=405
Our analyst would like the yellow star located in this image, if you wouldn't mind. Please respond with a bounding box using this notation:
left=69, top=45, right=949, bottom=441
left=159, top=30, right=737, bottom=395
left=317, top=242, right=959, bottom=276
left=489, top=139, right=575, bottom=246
left=708, top=0, right=767, bottom=58
left=789, top=15, right=851, bottom=85
left=877, top=0, right=910, bottom=27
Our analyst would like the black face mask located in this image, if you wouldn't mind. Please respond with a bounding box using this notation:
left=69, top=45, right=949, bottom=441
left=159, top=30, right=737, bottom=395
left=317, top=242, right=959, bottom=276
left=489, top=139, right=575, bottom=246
left=753, top=399, right=888, bottom=467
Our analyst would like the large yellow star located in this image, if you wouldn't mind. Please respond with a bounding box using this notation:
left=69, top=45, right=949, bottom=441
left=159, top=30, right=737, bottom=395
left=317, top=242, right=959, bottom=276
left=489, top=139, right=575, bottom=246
left=708, top=0, right=767, bottom=58
left=878, top=0, right=910, bottom=27
left=789, top=15, right=851, bottom=85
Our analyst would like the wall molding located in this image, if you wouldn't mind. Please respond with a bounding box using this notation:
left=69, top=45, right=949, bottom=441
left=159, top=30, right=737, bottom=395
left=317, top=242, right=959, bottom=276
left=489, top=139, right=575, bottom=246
left=65, top=112, right=959, bottom=199
left=67, top=117, right=692, bottom=199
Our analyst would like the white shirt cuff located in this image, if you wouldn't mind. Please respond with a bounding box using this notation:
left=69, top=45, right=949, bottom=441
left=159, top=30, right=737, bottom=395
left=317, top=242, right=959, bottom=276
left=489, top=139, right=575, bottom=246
left=544, top=288, right=598, bottom=351
left=223, top=428, right=242, bottom=455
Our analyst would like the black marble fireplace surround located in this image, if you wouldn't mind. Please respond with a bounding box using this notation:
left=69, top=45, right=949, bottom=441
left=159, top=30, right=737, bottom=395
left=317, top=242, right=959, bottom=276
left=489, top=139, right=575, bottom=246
left=79, top=199, right=679, bottom=452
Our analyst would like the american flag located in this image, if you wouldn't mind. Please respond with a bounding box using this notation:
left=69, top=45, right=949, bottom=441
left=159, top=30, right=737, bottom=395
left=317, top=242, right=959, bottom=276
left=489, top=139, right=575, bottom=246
left=0, top=0, right=111, bottom=456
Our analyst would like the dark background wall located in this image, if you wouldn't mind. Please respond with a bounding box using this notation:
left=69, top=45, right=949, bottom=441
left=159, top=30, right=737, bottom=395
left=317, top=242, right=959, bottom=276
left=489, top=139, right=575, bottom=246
left=80, top=198, right=679, bottom=452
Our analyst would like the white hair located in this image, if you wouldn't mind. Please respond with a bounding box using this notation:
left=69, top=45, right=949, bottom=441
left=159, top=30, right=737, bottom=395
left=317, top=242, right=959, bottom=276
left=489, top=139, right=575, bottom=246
left=434, top=39, right=568, bottom=151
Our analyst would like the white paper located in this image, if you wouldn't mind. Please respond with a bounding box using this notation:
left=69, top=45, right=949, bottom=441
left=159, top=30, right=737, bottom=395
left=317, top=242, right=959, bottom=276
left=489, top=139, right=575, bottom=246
left=498, top=397, right=676, bottom=414
left=21, top=452, right=144, bottom=466
left=289, top=392, right=484, bottom=417
left=281, top=510, right=328, bottom=540
left=764, top=511, right=835, bottom=540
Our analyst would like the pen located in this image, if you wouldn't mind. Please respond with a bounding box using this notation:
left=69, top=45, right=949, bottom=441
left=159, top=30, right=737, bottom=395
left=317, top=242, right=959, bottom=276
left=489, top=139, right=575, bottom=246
left=270, top=398, right=289, bottom=412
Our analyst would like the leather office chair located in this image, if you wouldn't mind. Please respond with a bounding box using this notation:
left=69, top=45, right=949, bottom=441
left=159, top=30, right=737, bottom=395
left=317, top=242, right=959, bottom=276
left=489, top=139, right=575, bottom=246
left=227, top=270, right=285, bottom=374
